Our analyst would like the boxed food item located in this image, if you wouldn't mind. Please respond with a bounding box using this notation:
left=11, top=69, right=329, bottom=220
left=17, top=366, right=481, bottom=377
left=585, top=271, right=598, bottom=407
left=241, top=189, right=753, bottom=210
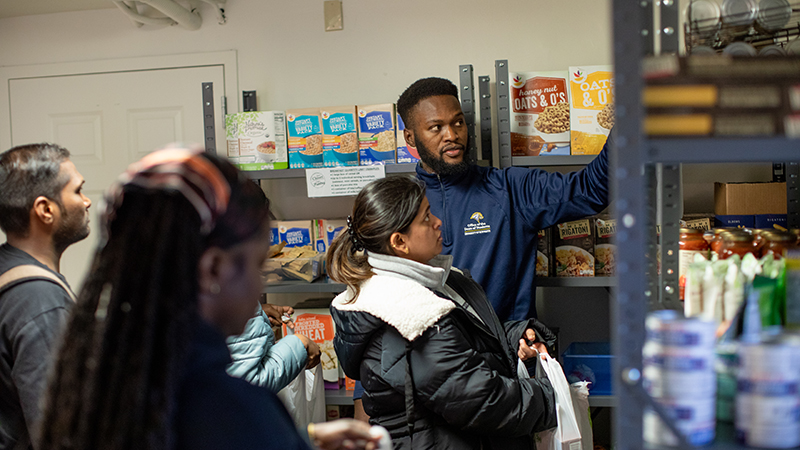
left=312, top=219, right=347, bottom=253
left=714, top=215, right=755, bottom=228
left=510, top=71, right=571, bottom=156
left=536, top=228, right=552, bottom=277
left=569, top=66, right=614, bottom=155
left=283, top=309, right=339, bottom=384
left=681, top=214, right=715, bottom=231
left=278, top=220, right=314, bottom=248
left=225, top=111, right=288, bottom=170
left=554, top=218, right=595, bottom=277
left=396, top=114, right=420, bottom=164
left=263, top=246, right=324, bottom=283
left=594, top=216, right=616, bottom=276
left=754, top=214, right=788, bottom=229
left=321, top=106, right=359, bottom=167
left=286, top=108, right=324, bottom=169
left=714, top=182, right=787, bottom=215
left=358, top=104, right=396, bottom=165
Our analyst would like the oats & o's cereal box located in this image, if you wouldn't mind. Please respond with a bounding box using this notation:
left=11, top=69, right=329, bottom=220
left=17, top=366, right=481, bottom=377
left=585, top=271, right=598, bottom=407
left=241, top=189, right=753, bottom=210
left=569, top=66, right=614, bottom=155
left=510, top=71, right=571, bottom=156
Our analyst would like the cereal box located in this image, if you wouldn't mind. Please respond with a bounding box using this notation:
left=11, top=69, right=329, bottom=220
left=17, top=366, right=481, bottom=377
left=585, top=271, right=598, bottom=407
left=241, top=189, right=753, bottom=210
left=321, top=106, right=359, bottom=167
left=510, top=71, right=571, bottom=156
left=554, top=218, right=595, bottom=277
left=225, top=111, right=288, bottom=170
left=278, top=220, right=314, bottom=248
left=358, top=104, right=396, bottom=165
left=594, top=216, right=616, bottom=276
left=569, top=66, right=615, bottom=155
left=396, top=114, right=420, bottom=164
left=282, top=309, right=339, bottom=383
left=536, top=227, right=552, bottom=277
left=312, top=219, right=346, bottom=253
left=286, top=108, right=324, bottom=169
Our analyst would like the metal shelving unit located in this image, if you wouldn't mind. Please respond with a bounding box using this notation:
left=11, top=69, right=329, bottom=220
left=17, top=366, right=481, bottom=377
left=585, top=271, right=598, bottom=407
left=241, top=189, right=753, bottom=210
left=245, top=163, right=418, bottom=180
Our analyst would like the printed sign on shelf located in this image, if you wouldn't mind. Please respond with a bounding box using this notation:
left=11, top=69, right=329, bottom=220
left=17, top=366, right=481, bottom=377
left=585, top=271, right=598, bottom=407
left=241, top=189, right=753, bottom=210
left=305, top=166, right=386, bottom=198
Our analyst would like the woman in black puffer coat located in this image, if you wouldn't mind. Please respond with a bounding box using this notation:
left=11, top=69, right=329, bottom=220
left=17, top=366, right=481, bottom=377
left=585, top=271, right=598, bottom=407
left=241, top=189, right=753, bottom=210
left=327, top=176, right=558, bottom=450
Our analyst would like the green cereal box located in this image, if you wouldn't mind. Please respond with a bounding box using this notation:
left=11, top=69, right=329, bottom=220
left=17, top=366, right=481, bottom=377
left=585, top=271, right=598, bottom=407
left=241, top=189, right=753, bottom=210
left=225, top=111, right=288, bottom=170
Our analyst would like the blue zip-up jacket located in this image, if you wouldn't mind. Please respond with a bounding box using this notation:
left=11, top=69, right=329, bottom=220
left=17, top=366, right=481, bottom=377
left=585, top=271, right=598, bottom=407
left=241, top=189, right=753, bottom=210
left=415, top=135, right=611, bottom=321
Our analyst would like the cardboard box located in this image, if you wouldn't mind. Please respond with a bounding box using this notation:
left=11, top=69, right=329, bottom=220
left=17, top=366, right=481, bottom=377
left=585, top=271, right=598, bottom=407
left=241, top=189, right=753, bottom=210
left=286, top=108, right=324, bottom=169
left=569, top=66, right=614, bottom=155
left=510, top=71, right=571, bottom=156
left=536, top=228, right=552, bottom=277
left=754, top=214, right=788, bottom=230
left=714, top=182, right=787, bottom=215
left=714, top=215, right=755, bottom=228
left=396, top=114, right=420, bottom=164
left=594, top=216, right=616, bottom=276
left=283, top=309, right=339, bottom=384
left=358, top=104, right=396, bottom=165
left=225, top=111, right=288, bottom=171
left=681, top=214, right=714, bottom=231
left=321, top=105, right=359, bottom=167
left=278, top=220, right=314, bottom=248
left=312, top=219, right=347, bottom=253
left=554, top=218, right=595, bottom=277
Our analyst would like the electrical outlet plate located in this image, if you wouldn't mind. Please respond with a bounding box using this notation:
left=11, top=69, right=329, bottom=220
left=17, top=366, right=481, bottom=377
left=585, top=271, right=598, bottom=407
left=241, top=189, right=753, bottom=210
left=324, top=1, right=343, bottom=31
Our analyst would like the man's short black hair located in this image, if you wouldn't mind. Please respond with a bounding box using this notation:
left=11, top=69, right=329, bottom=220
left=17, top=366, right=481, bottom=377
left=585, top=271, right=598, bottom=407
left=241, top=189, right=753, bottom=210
left=0, top=143, right=70, bottom=236
left=397, top=77, right=459, bottom=129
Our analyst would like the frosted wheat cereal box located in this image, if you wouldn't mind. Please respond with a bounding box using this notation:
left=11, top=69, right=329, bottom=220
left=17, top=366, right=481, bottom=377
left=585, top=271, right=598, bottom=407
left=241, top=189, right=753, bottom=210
left=510, top=71, right=571, bottom=156
left=225, top=111, right=288, bottom=170
left=569, top=66, right=614, bottom=155
left=282, top=309, right=339, bottom=383
left=396, top=113, right=420, bottom=164
left=287, top=108, right=324, bottom=169
left=358, top=104, right=396, bottom=165
left=321, top=106, right=359, bottom=167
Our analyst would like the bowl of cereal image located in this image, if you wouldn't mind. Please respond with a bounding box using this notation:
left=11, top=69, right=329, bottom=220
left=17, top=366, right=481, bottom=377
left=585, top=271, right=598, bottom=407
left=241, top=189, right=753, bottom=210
left=330, top=132, right=359, bottom=165
left=297, top=134, right=324, bottom=164
left=596, top=103, right=615, bottom=130
left=257, top=141, right=276, bottom=154
left=534, top=102, right=571, bottom=137
left=555, top=245, right=595, bottom=277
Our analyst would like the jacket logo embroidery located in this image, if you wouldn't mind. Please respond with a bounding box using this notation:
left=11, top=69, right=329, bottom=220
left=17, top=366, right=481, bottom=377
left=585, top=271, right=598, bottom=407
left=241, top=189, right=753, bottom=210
left=464, top=212, right=491, bottom=236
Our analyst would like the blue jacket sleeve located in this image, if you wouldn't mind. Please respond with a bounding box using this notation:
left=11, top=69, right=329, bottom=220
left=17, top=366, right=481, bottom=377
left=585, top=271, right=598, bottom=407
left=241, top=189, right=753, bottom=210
left=226, top=310, right=308, bottom=393
left=508, top=132, right=611, bottom=230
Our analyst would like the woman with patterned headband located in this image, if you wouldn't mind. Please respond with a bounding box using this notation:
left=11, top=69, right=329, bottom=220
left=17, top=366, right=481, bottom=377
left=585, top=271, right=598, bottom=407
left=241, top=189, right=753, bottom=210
left=36, top=146, right=379, bottom=450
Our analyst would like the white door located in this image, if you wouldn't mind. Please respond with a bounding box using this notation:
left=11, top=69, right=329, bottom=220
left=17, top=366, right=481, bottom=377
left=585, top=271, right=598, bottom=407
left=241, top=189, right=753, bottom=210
left=4, top=55, right=235, bottom=290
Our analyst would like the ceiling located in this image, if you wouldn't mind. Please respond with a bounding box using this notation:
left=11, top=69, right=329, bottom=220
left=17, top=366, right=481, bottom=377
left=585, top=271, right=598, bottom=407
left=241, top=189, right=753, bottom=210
left=0, top=0, right=114, bottom=19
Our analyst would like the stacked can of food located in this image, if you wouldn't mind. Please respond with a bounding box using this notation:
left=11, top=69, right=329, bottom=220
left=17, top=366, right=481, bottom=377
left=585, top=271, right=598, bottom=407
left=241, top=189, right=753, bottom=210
left=736, top=335, right=800, bottom=448
left=643, top=310, right=717, bottom=446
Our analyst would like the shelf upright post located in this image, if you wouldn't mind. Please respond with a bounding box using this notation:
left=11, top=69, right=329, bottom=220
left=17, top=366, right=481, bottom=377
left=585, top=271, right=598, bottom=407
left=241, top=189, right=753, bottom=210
left=789, top=162, right=800, bottom=228
left=646, top=165, right=660, bottom=311
left=644, top=0, right=656, bottom=55
left=495, top=60, right=512, bottom=169
left=612, top=0, right=650, bottom=448
left=459, top=65, right=478, bottom=165
left=659, top=0, right=679, bottom=54
left=202, top=82, right=217, bottom=155
left=658, top=164, right=682, bottom=310
left=479, top=75, right=493, bottom=165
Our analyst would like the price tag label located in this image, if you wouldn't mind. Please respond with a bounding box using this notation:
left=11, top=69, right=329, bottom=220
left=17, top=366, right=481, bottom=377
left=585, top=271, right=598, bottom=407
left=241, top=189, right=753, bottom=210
left=305, top=165, right=386, bottom=198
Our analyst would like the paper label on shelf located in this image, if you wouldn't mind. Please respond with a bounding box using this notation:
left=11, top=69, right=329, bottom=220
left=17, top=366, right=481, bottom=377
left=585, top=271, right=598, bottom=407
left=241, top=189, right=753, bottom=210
left=305, top=165, right=386, bottom=197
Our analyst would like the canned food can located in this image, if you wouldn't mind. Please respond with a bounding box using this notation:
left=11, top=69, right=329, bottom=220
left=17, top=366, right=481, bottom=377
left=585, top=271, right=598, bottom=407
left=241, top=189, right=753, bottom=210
left=644, top=364, right=716, bottom=398
left=758, top=44, right=788, bottom=56
left=645, top=310, right=717, bottom=350
left=757, top=0, right=792, bottom=32
left=723, top=42, right=758, bottom=56
left=685, top=0, right=723, bottom=38
left=722, top=0, right=758, bottom=26
left=738, top=340, right=800, bottom=379
left=644, top=397, right=716, bottom=446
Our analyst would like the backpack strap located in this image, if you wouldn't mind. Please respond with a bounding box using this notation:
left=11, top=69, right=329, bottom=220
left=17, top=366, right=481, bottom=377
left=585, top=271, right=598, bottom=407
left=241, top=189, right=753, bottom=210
left=0, top=265, right=77, bottom=302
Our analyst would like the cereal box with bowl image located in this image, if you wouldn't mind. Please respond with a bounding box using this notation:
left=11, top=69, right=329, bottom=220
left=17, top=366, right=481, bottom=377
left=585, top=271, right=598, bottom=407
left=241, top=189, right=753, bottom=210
left=554, top=218, right=595, bottom=277
left=282, top=309, right=340, bottom=385
left=287, top=108, right=324, bottom=169
left=536, top=227, right=553, bottom=277
left=569, top=65, right=614, bottom=155
left=358, top=104, right=396, bottom=165
left=396, top=113, right=420, bottom=164
left=510, top=71, right=571, bottom=156
left=594, top=216, right=616, bottom=276
left=321, top=105, right=359, bottom=167
left=225, top=111, right=288, bottom=170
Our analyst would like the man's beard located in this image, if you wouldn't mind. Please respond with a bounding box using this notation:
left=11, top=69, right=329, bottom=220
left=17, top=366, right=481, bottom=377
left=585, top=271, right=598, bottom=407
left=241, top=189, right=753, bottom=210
left=416, top=136, right=472, bottom=177
left=53, top=205, right=90, bottom=254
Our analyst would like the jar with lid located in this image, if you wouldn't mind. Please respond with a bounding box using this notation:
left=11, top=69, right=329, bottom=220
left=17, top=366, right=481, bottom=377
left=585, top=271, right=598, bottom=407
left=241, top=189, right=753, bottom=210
left=720, top=230, right=756, bottom=260
left=680, top=228, right=710, bottom=300
left=762, top=230, right=798, bottom=259
left=708, top=228, right=731, bottom=256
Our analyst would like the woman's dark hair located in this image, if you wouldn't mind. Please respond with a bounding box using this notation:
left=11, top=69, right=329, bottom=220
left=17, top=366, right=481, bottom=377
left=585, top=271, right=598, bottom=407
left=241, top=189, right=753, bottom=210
left=326, top=176, right=426, bottom=301
left=0, top=143, right=70, bottom=235
left=37, top=149, right=270, bottom=450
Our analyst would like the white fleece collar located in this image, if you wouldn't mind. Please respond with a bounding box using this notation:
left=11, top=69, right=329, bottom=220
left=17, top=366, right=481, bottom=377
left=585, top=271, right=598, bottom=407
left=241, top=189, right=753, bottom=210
left=367, top=252, right=453, bottom=290
left=332, top=274, right=455, bottom=342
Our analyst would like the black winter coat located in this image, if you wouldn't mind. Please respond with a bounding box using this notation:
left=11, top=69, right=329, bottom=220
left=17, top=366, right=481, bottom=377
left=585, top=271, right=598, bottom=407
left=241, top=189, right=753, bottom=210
left=331, top=267, right=557, bottom=450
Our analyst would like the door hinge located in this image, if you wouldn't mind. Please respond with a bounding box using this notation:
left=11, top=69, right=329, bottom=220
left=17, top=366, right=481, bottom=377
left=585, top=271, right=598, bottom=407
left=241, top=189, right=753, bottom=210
left=221, top=95, right=227, bottom=116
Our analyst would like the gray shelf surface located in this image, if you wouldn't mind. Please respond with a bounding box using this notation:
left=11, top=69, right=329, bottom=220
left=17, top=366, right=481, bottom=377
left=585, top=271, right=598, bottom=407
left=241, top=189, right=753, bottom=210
left=244, top=163, right=418, bottom=180
left=512, top=155, right=598, bottom=167
left=648, top=138, right=800, bottom=164
left=265, top=277, right=616, bottom=293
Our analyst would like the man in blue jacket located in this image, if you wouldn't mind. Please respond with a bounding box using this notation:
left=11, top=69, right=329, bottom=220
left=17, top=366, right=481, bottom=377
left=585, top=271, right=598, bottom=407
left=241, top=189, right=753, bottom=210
left=398, top=77, right=611, bottom=322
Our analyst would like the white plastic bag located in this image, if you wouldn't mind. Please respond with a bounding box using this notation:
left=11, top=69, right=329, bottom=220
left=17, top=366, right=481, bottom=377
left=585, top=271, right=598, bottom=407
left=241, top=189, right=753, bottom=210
left=569, top=381, right=593, bottom=450
left=534, top=353, right=583, bottom=450
left=276, top=364, right=326, bottom=429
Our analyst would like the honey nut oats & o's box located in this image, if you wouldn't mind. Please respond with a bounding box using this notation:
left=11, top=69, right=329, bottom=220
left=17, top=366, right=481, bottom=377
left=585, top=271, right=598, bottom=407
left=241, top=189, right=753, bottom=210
left=510, top=71, right=571, bottom=156
left=569, top=65, right=615, bottom=155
